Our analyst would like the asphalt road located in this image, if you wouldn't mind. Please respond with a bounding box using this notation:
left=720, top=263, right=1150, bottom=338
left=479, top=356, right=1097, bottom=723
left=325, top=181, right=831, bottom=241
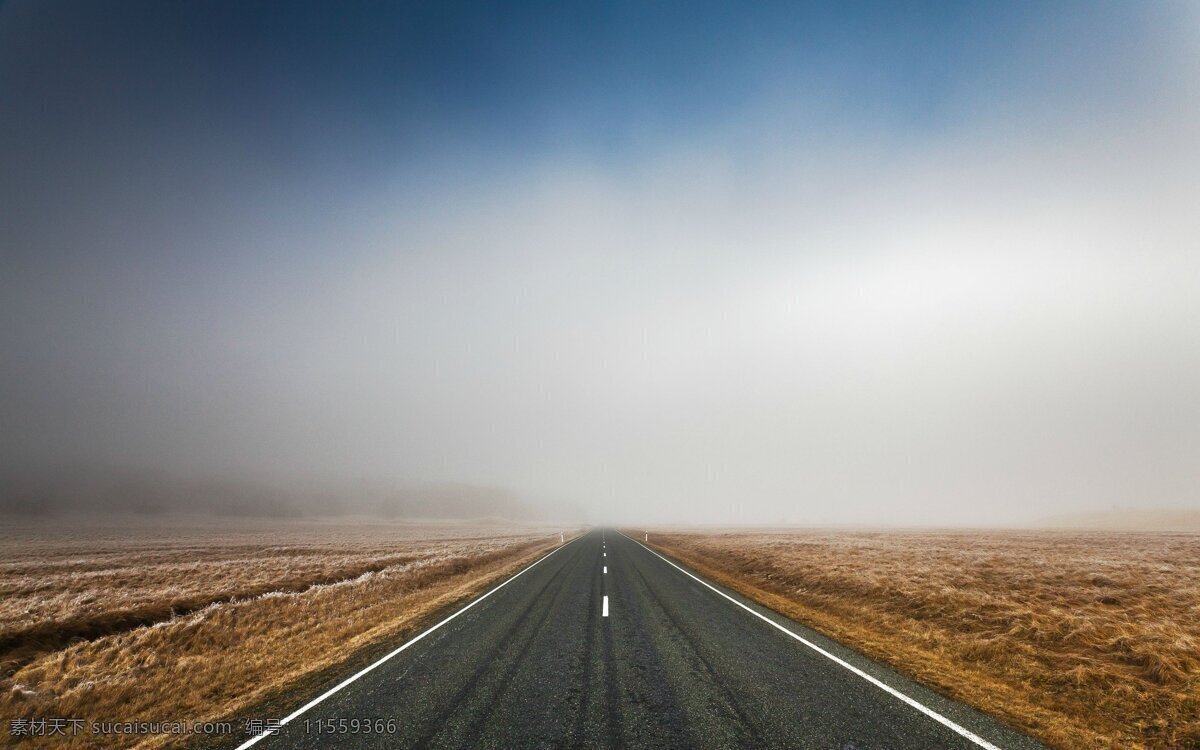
left=243, top=530, right=1045, bottom=750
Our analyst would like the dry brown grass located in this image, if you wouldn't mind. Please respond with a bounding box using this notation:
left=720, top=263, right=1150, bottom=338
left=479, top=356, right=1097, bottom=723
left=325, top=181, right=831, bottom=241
left=643, top=529, right=1200, bottom=750
left=0, top=518, right=568, bottom=748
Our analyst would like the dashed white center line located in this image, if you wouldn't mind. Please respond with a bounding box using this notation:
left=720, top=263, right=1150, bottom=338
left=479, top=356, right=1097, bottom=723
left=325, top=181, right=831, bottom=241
left=602, top=595, right=609, bottom=617
left=603, top=566, right=607, bottom=574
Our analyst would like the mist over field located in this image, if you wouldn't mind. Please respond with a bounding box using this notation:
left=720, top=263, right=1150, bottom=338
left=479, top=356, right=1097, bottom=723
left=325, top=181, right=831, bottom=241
left=2, top=1, right=1198, bottom=526
left=0, top=468, right=547, bottom=521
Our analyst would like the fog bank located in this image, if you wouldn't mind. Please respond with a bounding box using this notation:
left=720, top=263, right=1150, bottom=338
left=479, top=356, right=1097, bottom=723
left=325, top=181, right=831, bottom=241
left=2, top=2, right=1197, bottom=526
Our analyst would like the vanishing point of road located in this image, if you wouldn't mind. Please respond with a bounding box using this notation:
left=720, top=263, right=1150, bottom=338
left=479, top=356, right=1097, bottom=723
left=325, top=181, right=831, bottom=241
left=237, top=530, right=1045, bottom=750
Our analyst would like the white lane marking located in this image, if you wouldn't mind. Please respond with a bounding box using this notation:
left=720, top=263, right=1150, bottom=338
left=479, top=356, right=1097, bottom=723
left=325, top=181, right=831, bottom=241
left=235, top=537, right=580, bottom=749
left=622, top=533, right=1003, bottom=750
left=602, top=595, right=609, bottom=617
left=603, top=551, right=606, bottom=557
left=603, top=566, right=607, bottom=574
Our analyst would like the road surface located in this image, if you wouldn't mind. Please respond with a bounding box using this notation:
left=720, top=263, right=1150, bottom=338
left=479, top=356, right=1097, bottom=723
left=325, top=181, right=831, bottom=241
left=240, top=530, right=1044, bottom=749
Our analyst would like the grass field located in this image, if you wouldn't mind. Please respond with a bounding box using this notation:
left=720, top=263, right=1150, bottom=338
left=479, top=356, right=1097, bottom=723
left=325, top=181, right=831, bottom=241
left=644, top=529, right=1199, bottom=750
left=0, top=519, right=566, bottom=748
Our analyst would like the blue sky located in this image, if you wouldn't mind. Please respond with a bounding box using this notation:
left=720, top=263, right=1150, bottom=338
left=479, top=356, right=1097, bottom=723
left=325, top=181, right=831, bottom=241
left=1, top=1, right=1158, bottom=195
left=2, top=1, right=1197, bottom=523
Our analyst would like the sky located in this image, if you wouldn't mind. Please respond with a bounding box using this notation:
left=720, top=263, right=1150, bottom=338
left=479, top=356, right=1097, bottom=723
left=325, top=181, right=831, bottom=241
left=1, top=1, right=1198, bottom=525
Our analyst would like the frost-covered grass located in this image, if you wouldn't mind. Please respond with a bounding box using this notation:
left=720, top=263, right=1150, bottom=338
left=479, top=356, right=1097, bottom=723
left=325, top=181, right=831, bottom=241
left=0, top=519, right=562, bottom=748
left=645, top=529, right=1200, bottom=750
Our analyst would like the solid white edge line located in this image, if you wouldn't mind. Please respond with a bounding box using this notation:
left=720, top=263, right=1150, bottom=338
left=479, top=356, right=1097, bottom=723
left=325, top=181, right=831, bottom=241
left=235, top=534, right=582, bottom=749
left=602, top=595, right=609, bottom=617
left=620, top=532, right=1003, bottom=750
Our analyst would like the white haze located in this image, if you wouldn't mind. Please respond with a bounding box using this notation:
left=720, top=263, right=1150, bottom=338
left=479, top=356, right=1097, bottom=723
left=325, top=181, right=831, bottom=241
left=2, top=7, right=1198, bottom=525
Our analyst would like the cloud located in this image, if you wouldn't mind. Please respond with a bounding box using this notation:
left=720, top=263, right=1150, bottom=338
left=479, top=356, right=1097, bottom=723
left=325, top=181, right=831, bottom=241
left=2, top=1, right=1197, bottom=525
